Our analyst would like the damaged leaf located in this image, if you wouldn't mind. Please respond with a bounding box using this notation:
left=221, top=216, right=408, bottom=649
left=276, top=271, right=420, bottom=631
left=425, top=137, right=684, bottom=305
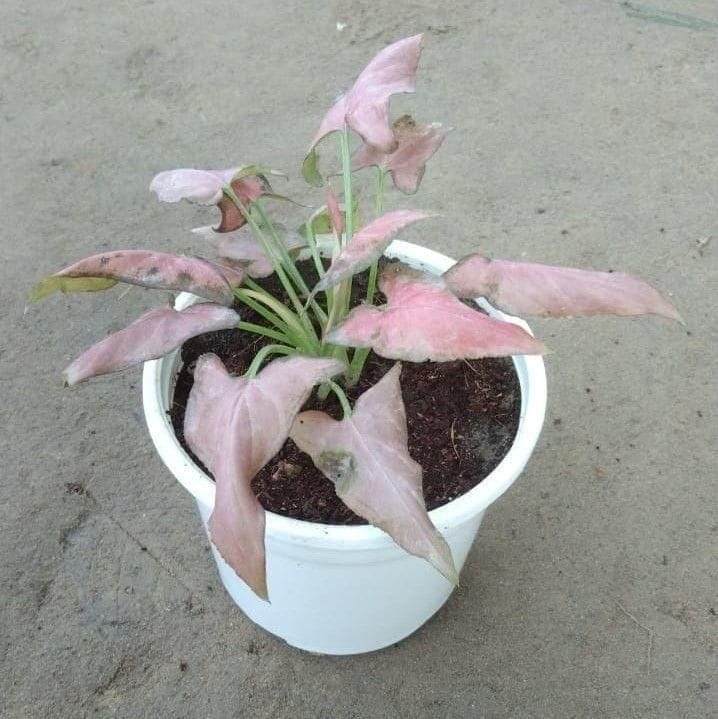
left=33, top=250, right=243, bottom=306
left=150, top=166, right=271, bottom=233
left=291, top=363, right=458, bottom=583
left=352, top=115, right=451, bottom=194
left=303, top=34, right=425, bottom=182
left=344, top=34, right=425, bottom=153
left=28, top=276, right=117, bottom=304
left=215, top=174, right=272, bottom=233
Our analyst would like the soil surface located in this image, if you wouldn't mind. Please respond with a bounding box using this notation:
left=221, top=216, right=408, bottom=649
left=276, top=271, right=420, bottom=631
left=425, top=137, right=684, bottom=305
left=171, top=264, right=521, bottom=524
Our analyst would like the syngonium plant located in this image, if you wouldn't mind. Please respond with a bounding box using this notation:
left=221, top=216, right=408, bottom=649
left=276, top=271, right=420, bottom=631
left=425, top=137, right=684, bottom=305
left=30, top=35, right=681, bottom=600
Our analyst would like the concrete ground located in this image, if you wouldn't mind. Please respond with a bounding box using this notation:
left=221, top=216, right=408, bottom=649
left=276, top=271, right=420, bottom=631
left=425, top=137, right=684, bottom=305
left=1, top=1, right=716, bottom=717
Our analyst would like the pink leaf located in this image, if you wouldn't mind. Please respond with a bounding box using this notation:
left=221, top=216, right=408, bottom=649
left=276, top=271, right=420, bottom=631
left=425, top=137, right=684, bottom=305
left=194, top=225, right=306, bottom=279
left=150, top=167, right=270, bottom=233
left=215, top=175, right=271, bottom=233
left=150, top=167, right=240, bottom=205
left=313, top=210, right=431, bottom=294
left=443, top=254, right=683, bottom=322
left=352, top=115, right=451, bottom=194
left=306, top=95, right=348, bottom=161
left=64, top=303, right=239, bottom=385
left=53, top=250, right=241, bottom=305
left=326, top=264, right=545, bottom=361
left=290, top=363, right=458, bottom=583
left=326, top=188, right=344, bottom=237
left=303, top=35, right=425, bottom=181
left=345, top=34, right=425, bottom=153
left=184, top=354, right=344, bottom=599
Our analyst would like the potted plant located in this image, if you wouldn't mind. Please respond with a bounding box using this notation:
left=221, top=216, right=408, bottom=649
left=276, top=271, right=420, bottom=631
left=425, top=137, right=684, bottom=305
left=30, top=35, right=681, bottom=655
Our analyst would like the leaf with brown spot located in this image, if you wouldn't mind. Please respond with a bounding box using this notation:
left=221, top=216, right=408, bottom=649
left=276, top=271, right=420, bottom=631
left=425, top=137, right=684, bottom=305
left=290, top=363, right=458, bottom=584
left=352, top=115, right=451, bottom=194
left=36, top=250, right=241, bottom=305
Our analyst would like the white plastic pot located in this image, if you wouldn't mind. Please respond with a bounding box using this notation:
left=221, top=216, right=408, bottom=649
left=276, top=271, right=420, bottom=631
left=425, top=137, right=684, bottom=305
left=142, top=240, right=547, bottom=655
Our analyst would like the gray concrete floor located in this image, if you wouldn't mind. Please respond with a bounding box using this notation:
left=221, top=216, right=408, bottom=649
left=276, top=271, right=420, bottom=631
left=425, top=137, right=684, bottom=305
left=1, top=1, right=716, bottom=717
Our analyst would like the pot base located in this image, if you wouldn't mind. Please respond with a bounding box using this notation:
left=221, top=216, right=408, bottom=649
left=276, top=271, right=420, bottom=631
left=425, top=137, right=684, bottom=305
left=195, top=498, right=484, bottom=655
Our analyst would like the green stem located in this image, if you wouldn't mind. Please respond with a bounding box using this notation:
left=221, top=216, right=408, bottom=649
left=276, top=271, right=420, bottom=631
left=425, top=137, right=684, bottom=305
left=365, top=168, right=386, bottom=306
left=235, top=287, right=318, bottom=352
left=237, top=321, right=293, bottom=345
left=303, top=220, right=326, bottom=279
left=223, top=187, right=315, bottom=337
left=325, top=380, right=352, bottom=418
left=253, top=201, right=310, bottom=295
left=336, top=127, right=356, bottom=324
left=346, top=169, right=388, bottom=385
left=346, top=347, right=368, bottom=387
left=374, top=167, right=386, bottom=216
left=245, top=344, right=296, bottom=378
left=234, top=287, right=292, bottom=333
left=339, top=127, right=354, bottom=246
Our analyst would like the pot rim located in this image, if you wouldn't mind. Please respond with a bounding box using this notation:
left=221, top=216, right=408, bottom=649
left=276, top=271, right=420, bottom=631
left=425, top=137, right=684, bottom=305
left=142, top=240, right=547, bottom=551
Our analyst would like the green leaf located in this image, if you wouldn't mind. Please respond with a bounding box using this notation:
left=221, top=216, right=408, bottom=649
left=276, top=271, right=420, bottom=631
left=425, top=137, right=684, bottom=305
left=232, top=165, right=287, bottom=181
left=302, top=148, right=324, bottom=187
left=298, top=211, right=333, bottom=239
left=28, top=276, right=117, bottom=304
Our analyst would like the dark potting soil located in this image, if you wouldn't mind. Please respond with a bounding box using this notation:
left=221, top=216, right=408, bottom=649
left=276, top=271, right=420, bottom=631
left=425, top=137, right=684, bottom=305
left=169, top=262, right=521, bottom=525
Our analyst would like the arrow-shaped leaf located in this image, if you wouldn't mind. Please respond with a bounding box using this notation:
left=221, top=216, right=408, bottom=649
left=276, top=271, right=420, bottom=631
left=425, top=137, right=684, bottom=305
left=290, top=363, right=458, bottom=584
left=303, top=34, right=425, bottom=183
left=31, top=250, right=243, bottom=306
left=312, top=210, right=431, bottom=295
left=64, top=303, right=239, bottom=385
left=184, top=354, right=345, bottom=600
left=326, top=264, right=545, bottom=361
left=443, top=254, right=683, bottom=322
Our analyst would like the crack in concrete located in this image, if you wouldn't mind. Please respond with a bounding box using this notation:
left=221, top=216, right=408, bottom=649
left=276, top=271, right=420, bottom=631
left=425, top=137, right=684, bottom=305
left=83, top=489, right=196, bottom=598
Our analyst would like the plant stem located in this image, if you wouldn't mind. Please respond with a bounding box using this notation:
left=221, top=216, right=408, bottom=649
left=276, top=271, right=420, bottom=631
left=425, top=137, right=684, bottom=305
left=237, top=321, right=293, bottom=345
left=234, top=287, right=292, bottom=332
left=366, top=168, right=386, bottom=305
left=374, top=166, right=386, bottom=216
left=346, top=169, right=388, bottom=385
left=252, top=202, right=309, bottom=294
left=245, top=344, right=295, bottom=378
left=339, top=127, right=354, bottom=246
left=235, top=287, right=318, bottom=352
left=252, top=203, right=329, bottom=328
left=329, top=127, right=356, bottom=331
left=325, top=380, right=353, bottom=418
left=303, top=220, right=326, bottom=279
left=223, top=186, right=316, bottom=339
